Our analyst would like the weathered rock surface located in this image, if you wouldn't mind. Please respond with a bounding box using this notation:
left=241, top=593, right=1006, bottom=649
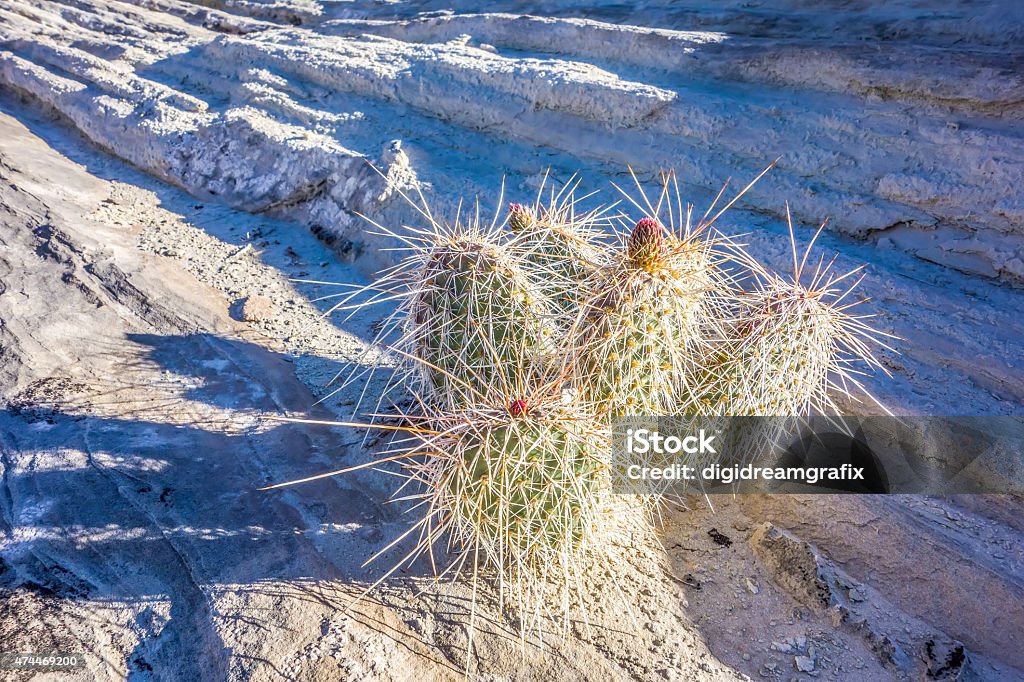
left=0, top=106, right=744, bottom=681
left=1, top=0, right=1023, bottom=283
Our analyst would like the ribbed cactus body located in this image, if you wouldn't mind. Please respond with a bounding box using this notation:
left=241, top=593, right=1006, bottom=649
left=697, top=285, right=834, bottom=417
left=391, top=392, right=644, bottom=638
left=739, top=294, right=831, bottom=415
left=447, top=411, right=604, bottom=561
left=687, top=291, right=832, bottom=471
left=577, top=282, right=695, bottom=416
left=574, top=222, right=721, bottom=418
left=408, top=239, right=554, bottom=403
left=525, top=227, right=604, bottom=308
left=507, top=203, right=607, bottom=318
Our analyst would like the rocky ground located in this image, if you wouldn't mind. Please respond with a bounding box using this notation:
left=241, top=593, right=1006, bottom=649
left=0, top=1, right=1022, bottom=680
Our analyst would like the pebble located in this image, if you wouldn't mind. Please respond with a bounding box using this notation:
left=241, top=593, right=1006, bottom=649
left=795, top=655, right=815, bottom=673
left=404, top=617, right=425, bottom=635
left=238, top=294, right=275, bottom=322
left=359, top=526, right=382, bottom=543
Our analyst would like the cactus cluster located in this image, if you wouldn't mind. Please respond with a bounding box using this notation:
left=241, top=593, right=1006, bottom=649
left=271, top=171, right=893, bottom=653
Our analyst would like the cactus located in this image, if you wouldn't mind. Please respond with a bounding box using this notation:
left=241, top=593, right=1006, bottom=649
left=694, top=221, right=890, bottom=419
left=261, top=375, right=645, bottom=649
left=504, top=181, right=610, bottom=318
left=347, top=210, right=559, bottom=410
left=442, top=397, right=606, bottom=564
left=572, top=215, right=730, bottom=418
left=407, top=236, right=557, bottom=405
left=688, top=220, right=893, bottom=472
left=391, top=382, right=643, bottom=644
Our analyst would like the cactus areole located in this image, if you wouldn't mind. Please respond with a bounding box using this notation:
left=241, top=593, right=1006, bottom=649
left=508, top=203, right=534, bottom=232
left=627, top=217, right=664, bottom=267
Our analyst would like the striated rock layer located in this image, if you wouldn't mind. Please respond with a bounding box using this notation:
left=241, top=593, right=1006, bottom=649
left=1, top=0, right=1023, bottom=282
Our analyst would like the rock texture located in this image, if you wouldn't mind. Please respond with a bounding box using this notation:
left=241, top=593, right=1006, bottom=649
left=1, top=0, right=1023, bottom=283
left=0, top=1, right=1022, bottom=680
left=0, top=107, right=743, bottom=681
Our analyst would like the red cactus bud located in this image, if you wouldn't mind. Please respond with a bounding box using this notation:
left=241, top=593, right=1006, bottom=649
left=508, top=203, right=534, bottom=232
left=628, top=217, right=664, bottom=266
left=509, top=399, right=529, bottom=418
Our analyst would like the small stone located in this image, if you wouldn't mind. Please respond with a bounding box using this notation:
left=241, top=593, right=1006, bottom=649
left=708, top=527, right=733, bottom=547
left=795, top=656, right=815, bottom=673
left=238, top=294, right=275, bottom=322
left=746, top=577, right=759, bottom=594
left=405, top=617, right=425, bottom=634
left=742, top=653, right=751, bottom=662
left=359, top=526, right=382, bottom=543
